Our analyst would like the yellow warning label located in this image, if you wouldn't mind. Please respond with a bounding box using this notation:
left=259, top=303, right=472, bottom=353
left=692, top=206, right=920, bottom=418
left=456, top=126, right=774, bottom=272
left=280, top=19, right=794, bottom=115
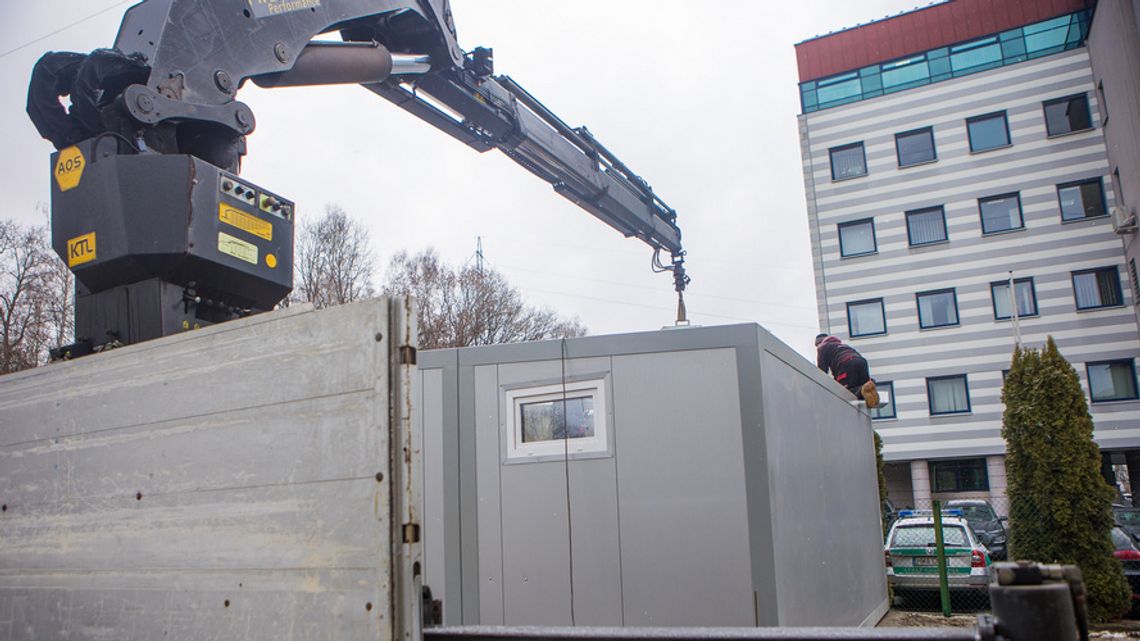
left=219, top=204, right=273, bottom=240
left=55, top=146, right=86, bottom=192
left=218, top=232, right=259, bottom=265
left=67, top=232, right=96, bottom=267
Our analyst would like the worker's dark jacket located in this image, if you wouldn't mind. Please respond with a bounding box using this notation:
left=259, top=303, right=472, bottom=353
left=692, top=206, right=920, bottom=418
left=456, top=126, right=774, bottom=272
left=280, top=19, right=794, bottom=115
left=816, top=336, right=869, bottom=391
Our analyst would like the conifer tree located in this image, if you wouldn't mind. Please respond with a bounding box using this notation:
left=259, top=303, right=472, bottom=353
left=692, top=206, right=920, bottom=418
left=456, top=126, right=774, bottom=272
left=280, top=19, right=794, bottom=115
left=1001, top=337, right=1130, bottom=621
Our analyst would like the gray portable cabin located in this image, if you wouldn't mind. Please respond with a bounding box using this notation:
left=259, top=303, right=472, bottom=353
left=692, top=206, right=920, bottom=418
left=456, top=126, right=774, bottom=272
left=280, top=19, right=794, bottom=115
left=417, top=323, right=888, bottom=629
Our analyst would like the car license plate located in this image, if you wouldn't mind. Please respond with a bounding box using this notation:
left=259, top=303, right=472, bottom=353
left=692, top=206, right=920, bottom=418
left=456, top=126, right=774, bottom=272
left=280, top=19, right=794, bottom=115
left=914, top=556, right=937, bottom=566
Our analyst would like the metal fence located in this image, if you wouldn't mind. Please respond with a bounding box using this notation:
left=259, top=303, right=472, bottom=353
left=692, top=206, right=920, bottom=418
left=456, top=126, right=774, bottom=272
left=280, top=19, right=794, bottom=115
left=885, top=462, right=1139, bottom=621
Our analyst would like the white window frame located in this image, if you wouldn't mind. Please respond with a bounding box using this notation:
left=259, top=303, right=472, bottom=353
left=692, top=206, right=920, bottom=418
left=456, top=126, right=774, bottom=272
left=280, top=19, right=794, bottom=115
left=504, top=379, right=609, bottom=460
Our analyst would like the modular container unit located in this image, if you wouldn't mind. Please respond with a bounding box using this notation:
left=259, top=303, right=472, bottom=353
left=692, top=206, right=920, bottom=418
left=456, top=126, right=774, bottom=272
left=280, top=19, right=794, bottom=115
left=418, top=324, right=888, bottom=629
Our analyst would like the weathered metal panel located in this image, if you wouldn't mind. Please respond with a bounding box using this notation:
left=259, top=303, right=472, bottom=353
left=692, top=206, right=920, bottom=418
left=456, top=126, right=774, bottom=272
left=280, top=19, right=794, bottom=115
left=0, top=299, right=419, bottom=641
left=612, top=348, right=754, bottom=627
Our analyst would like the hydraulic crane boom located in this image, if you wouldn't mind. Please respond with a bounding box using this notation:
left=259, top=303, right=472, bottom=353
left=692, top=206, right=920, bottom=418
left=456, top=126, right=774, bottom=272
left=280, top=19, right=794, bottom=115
left=27, top=0, right=689, bottom=353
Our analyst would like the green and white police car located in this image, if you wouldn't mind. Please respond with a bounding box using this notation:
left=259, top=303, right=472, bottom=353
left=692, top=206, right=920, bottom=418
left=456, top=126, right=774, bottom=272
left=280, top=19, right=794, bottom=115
left=884, top=509, right=992, bottom=596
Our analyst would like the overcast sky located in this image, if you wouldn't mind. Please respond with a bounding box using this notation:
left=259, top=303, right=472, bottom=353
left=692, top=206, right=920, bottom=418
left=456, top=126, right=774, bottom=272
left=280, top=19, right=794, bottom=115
left=0, top=0, right=926, bottom=358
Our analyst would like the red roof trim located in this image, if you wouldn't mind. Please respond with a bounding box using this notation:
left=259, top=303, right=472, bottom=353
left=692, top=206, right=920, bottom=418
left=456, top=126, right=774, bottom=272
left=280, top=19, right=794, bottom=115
left=795, top=0, right=1091, bottom=83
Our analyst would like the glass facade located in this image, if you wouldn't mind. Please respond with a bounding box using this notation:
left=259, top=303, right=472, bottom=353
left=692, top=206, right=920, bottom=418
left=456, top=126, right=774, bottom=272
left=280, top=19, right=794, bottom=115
left=800, top=11, right=1090, bottom=113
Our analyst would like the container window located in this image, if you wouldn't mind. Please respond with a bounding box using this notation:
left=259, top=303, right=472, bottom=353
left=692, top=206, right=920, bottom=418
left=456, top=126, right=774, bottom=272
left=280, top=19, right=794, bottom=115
left=505, top=379, right=609, bottom=460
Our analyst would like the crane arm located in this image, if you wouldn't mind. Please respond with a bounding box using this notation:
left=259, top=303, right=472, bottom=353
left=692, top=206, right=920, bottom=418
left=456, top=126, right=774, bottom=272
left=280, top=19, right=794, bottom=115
left=28, top=0, right=689, bottom=331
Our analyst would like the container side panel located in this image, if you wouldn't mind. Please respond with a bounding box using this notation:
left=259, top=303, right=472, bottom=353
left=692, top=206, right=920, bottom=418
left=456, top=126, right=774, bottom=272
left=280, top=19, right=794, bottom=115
left=760, top=350, right=888, bottom=626
left=474, top=364, right=504, bottom=624
left=422, top=368, right=448, bottom=622
left=499, top=462, right=572, bottom=625
left=0, top=301, right=394, bottom=641
left=612, top=348, right=754, bottom=627
left=566, top=456, right=623, bottom=626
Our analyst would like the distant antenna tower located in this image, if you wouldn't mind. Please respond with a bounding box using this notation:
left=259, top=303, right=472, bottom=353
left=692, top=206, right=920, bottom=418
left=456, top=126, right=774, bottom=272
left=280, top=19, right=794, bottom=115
left=476, top=236, right=485, bottom=275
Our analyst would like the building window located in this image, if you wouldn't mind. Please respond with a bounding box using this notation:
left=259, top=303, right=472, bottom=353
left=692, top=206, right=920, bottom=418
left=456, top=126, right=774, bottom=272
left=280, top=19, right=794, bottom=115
left=966, top=112, right=1010, bottom=152
left=1058, top=178, right=1107, bottom=221
left=830, top=142, right=867, bottom=181
left=895, top=127, right=936, bottom=167
left=1044, top=93, right=1093, bottom=136
left=1072, top=267, right=1123, bottom=310
left=838, top=218, right=877, bottom=257
left=505, top=379, right=609, bottom=460
left=916, top=289, right=959, bottom=329
left=927, top=375, right=971, bottom=415
left=929, top=458, right=989, bottom=492
left=905, top=206, right=948, bottom=246
left=847, top=299, right=886, bottom=337
left=870, top=381, right=896, bottom=420
left=991, top=278, right=1038, bottom=320
left=979, top=193, right=1024, bottom=234
left=1087, top=360, right=1139, bottom=402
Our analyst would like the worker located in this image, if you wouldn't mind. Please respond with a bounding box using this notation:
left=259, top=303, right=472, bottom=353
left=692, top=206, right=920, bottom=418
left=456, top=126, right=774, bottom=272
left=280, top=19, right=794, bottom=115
left=815, top=333, right=879, bottom=408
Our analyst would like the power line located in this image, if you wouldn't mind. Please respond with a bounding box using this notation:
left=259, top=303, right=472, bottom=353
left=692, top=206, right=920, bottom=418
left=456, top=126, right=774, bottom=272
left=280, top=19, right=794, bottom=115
left=0, top=1, right=132, bottom=61
left=517, top=284, right=818, bottom=331
left=495, top=260, right=817, bottom=312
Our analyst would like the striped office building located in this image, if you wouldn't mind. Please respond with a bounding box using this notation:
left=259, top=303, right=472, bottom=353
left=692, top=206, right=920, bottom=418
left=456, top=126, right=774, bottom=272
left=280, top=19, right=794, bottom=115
left=796, top=0, right=1140, bottom=513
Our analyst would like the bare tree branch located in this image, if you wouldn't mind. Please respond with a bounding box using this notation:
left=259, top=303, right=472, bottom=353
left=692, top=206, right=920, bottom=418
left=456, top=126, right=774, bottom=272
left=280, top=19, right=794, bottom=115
left=293, top=204, right=376, bottom=308
left=382, top=248, right=586, bottom=349
left=0, top=219, right=73, bottom=374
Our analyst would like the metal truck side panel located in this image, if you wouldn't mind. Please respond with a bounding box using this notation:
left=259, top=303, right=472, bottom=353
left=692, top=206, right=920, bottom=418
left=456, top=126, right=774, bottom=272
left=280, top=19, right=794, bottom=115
left=0, top=300, right=414, bottom=641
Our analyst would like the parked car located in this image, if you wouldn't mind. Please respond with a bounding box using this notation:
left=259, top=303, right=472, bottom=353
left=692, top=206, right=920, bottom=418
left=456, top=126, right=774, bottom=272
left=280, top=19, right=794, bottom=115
left=945, top=499, right=1008, bottom=560
left=1114, top=505, right=1140, bottom=543
left=1111, top=526, right=1140, bottom=617
left=884, top=510, right=992, bottom=598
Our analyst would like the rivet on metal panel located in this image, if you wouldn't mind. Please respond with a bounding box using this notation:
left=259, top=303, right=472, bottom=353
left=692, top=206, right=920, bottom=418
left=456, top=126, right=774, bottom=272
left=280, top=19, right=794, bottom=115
left=399, top=345, right=417, bottom=365
left=366, top=602, right=374, bottom=612
left=135, top=492, right=143, bottom=501
left=224, top=599, right=231, bottom=608
left=376, top=472, right=385, bottom=482
left=375, top=332, right=384, bottom=342
left=403, top=522, right=421, bottom=543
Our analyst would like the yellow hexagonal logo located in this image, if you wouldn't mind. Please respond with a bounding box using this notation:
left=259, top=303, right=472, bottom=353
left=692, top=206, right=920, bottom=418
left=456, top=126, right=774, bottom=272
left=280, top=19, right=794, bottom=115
left=54, top=146, right=86, bottom=192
